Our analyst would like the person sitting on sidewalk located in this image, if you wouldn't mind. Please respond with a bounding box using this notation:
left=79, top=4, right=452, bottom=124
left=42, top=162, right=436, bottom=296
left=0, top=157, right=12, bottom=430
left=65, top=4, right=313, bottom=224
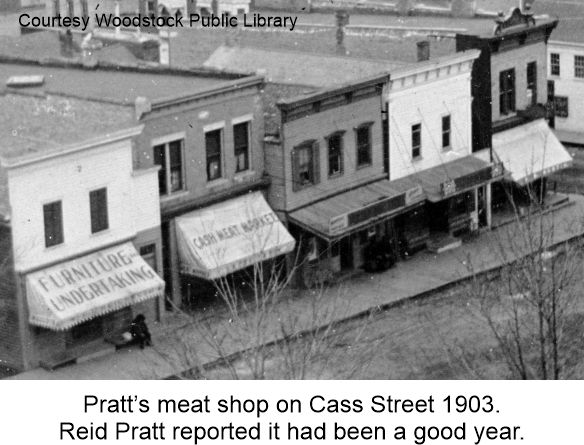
left=129, top=314, right=152, bottom=349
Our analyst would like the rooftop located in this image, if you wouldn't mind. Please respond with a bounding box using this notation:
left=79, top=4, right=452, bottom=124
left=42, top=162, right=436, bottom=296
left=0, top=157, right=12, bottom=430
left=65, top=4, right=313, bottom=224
left=170, top=26, right=458, bottom=68
left=0, top=60, right=247, bottom=106
left=204, top=45, right=401, bottom=88
left=0, top=91, right=136, bottom=219
left=0, top=31, right=142, bottom=66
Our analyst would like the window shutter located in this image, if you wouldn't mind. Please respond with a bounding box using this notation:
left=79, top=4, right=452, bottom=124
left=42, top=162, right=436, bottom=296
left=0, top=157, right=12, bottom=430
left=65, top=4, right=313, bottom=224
left=312, top=141, right=320, bottom=185
left=292, top=149, right=300, bottom=192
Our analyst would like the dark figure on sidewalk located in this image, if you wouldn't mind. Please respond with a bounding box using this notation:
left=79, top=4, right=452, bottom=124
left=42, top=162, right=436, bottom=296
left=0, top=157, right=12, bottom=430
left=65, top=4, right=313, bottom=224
left=130, top=314, right=152, bottom=349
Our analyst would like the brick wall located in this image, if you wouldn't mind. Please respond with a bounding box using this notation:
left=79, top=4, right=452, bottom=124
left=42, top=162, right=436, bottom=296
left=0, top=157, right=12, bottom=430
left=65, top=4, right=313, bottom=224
left=136, top=85, right=265, bottom=217
left=0, top=225, right=23, bottom=371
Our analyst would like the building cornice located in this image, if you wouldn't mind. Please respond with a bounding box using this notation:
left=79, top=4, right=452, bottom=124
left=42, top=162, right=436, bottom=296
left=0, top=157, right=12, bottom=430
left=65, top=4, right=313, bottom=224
left=389, top=50, right=480, bottom=84
left=149, top=75, right=265, bottom=112
left=548, top=40, right=584, bottom=49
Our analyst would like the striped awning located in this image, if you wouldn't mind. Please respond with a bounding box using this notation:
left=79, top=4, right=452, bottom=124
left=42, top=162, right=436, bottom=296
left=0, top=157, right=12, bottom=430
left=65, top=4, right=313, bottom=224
left=493, top=119, right=573, bottom=186
left=175, top=192, right=295, bottom=280
left=26, top=243, right=164, bottom=331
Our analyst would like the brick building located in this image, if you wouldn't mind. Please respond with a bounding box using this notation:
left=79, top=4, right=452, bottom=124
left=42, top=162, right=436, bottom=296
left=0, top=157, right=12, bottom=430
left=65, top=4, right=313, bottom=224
left=0, top=87, right=164, bottom=371
left=456, top=8, right=572, bottom=210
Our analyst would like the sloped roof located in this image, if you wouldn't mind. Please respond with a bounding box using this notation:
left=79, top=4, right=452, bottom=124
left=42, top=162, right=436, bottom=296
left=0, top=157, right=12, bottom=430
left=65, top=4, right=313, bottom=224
left=204, top=45, right=401, bottom=87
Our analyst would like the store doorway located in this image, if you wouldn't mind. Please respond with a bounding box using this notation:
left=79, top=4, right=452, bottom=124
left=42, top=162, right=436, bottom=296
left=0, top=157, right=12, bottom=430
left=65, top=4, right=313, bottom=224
left=340, top=236, right=353, bottom=270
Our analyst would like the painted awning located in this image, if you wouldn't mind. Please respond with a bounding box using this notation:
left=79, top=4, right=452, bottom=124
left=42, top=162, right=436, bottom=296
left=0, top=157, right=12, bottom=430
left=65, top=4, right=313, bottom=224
left=26, top=242, right=165, bottom=331
left=493, top=119, right=573, bottom=186
left=175, top=192, right=295, bottom=280
left=408, top=155, right=503, bottom=202
left=289, top=178, right=425, bottom=240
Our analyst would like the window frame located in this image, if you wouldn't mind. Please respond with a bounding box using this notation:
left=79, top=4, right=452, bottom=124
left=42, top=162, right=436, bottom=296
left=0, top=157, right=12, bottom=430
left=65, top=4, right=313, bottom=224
left=550, top=52, right=560, bottom=76
left=355, top=122, right=373, bottom=168
left=89, top=187, right=109, bottom=234
left=554, top=95, right=569, bottom=118
left=326, top=131, right=345, bottom=178
left=499, top=68, right=516, bottom=116
left=441, top=115, right=451, bottom=150
left=291, top=140, right=320, bottom=191
left=527, top=61, right=537, bottom=106
left=205, top=128, right=223, bottom=182
left=575, top=55, right=584, bottom=79
left=43, top=200, right=64, bottom=248
left=152, top=136, right=186, bottom=196
left=233, top=121, right=251, bottom=174
left=411, top=123, right=422, bottom=159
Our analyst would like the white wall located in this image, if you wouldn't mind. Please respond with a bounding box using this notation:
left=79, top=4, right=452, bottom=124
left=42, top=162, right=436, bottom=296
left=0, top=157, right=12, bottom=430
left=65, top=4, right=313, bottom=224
left=7, top=138, right=160, bottom=273
left=388, top=65, right=473, bottom=180
left=548, top=41, right=584, bottom=135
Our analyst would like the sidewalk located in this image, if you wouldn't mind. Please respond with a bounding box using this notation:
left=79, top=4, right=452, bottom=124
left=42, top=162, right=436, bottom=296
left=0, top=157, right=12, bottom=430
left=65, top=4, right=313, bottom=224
left=8, top=194, right=584, bottom=380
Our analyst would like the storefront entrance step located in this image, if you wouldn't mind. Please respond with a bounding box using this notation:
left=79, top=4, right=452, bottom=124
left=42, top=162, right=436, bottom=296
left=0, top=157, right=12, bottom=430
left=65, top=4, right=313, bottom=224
left=39, top=342, right=116, bottom=371
left=427, top=235, right=462, bottom=254
left=76, top=344, right=116, bottom=364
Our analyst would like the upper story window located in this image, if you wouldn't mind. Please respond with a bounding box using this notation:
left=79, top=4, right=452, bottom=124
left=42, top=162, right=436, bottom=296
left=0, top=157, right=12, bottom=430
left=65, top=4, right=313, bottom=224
left=43, top=200, right=64, bottom=248
left=327, top=132, right=344, bottom=177
left=292, top=140, right=320, bottom=191
left=154, top=139, right=184, bottom=196
left=89, top=188, right=109, bottom=234
left=355, top=123, right=373, bottom=167
left=411, top=123, right=422, bottom=159
left=575, top=55, right=584, bottom=78
left=499, top=68, right=516, bottom=116
left=441, top=115, right=451, bottom=150
left=233, top=122, right=250, bottom=173
left=550, top=53, right=560, bottom=76
left=205, top=129, right=223, bottom=181
left=527, top=62, right=537, bottom=106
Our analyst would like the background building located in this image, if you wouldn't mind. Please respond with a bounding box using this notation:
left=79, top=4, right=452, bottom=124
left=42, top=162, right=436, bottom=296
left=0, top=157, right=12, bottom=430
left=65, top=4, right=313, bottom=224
left=548, top=39, right=584, bottom=147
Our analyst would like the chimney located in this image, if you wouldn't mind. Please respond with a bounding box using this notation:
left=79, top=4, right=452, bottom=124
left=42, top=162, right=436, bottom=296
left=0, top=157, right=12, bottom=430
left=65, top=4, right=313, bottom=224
left=417, top=40, right=430, bottom=62
left=335, top=10, right=350, bottom=56
left=59, top=30, right=75, bottom=58
left=135, top=97, right=152, bottom=120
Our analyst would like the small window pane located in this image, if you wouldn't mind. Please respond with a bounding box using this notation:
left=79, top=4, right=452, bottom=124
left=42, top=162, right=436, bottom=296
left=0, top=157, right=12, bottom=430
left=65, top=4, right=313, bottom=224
left=356, top=126, right=372, bottom=166
left=234, top=122, right=250, bottom=173
left=153, top=144, right=167, bottom=195
left=328, top=134, right=343, bottom=177
left=442, top=115, right=451, bottom=149
left=555, top=96, right=569, bottom=118
left=43, top=201, right=63, bottom=247
left=412, top=123, right=422, bottom=158
left=206, top=130, right=222, bottom=181
left=550, top=53, right=560, bottom=76
left=89, top=188, right=108, bottom=234
left=575, top=55, right=584, bottom=78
